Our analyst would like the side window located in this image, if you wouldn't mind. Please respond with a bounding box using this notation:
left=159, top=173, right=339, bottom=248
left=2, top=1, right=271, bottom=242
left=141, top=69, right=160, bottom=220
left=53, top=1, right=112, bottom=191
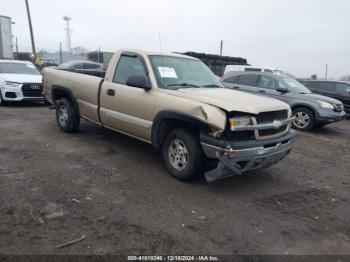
left=318, top=82, right=336, bottom=92
left=264, top=69, right=273, bottom=73
left=83, top=63, right=100, bottom=69
left=336, top=83, right=350, bottom=93
left=72, top=63, right=83, bottom=69
left=244, top=68, right=262, bottom=72
left=303, top=82, right=316, bottom=88
left=223, top=75, right=239, bottom=84
left=113, top=55, right=147, bottom=85
left=237, top=74, right=258, bottom=86
left=257, top=75, right=278, bottom=90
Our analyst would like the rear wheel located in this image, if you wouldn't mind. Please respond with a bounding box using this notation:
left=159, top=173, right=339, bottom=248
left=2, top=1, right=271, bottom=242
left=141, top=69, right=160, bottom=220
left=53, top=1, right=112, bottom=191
left=292, top=107, right=315, bottom=131
left=162, top=128, right=205, bottom=181
left=56, top=98, right=80, bottom=133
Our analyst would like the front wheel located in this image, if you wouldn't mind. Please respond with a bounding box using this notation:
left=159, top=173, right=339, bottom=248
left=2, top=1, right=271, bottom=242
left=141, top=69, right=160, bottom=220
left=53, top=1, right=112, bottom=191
left=56, top=98, right=80, bottom=133
left=162, top=128, right=205, bottom=181
left=292, top=107, right=315, bottom=131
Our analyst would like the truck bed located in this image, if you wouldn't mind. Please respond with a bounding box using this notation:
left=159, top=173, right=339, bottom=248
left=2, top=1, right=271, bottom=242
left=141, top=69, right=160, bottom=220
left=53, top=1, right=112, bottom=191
left=43, top=67, right=104, bottom=123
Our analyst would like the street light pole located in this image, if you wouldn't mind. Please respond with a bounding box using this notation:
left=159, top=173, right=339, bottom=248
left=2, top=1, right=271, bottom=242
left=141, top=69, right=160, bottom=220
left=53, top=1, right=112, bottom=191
left=25, top=0, right=36, bottom=62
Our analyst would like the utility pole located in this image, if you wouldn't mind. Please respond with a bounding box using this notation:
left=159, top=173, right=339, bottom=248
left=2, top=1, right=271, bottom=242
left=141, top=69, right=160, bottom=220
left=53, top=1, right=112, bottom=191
left=98, top=47, right=101, bottom=63
left=325, top=64, right=328, bottom=80
left=220, top=40, right=223, bottom=56
left=25, top=0, right=36, bottom=62
left=63, top=15, right=72, bottom=54
left=59, top=42, right=63, bottom=64
left=15, top=37, right=19, bottom=59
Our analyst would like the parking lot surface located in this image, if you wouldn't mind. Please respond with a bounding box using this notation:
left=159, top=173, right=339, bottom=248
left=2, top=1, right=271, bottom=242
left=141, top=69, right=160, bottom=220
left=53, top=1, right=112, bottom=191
left=0, top=103, right=349, bottom=255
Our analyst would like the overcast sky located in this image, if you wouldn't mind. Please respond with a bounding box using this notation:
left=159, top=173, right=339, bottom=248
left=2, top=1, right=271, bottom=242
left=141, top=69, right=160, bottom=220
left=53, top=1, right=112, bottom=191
left=1, top=0, right=349, bottom=78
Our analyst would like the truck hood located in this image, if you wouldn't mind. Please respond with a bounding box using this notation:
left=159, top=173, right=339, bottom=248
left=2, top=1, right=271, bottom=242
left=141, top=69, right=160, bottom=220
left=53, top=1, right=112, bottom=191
left=168, top=88, right=290, bottom=114
left=0, top=73, right=42, bottom=84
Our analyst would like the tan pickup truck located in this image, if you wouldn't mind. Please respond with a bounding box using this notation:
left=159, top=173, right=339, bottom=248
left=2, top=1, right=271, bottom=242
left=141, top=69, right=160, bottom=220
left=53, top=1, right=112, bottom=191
left=43, top=49, right=296, bottom=182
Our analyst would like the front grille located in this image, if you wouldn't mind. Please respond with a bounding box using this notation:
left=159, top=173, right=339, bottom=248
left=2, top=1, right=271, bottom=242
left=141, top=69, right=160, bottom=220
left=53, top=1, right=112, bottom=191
left=256, top=110, right=288, bottom=123
left=334, top=104, right=343, bottom=112
left=22, top=83, right=43, bottom=98
left=256, top=110, right=288, bottom=137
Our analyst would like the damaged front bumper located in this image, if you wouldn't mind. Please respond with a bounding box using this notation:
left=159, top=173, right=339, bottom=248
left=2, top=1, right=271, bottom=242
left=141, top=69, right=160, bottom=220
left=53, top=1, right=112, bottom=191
left=200, top=130, right=297, bottom=182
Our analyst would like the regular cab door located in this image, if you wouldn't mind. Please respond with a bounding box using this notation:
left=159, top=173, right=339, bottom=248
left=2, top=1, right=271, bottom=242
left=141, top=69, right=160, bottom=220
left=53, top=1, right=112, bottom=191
left=99, top=53, right=155, bottom=141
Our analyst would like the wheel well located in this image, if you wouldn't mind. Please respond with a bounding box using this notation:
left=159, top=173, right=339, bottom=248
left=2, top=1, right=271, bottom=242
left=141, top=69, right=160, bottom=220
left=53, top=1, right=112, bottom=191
left=51, top=86, right=80, bottom=116
left=52, top=89, right=70, bottom=105
left=155, top=119, right=202, bottom=148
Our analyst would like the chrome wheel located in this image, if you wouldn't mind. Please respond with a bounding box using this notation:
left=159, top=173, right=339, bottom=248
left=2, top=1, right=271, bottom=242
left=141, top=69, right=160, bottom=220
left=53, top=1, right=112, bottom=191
left=58, top=105, right=69, bottom=127
left=168, top=139, right=188, bottom=171
left=293, top=111, right=310, bottom=129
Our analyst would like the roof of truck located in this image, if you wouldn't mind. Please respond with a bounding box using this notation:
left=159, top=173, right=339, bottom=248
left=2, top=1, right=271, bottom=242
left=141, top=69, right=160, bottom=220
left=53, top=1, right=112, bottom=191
left=118, top=49, right=199, bottom=60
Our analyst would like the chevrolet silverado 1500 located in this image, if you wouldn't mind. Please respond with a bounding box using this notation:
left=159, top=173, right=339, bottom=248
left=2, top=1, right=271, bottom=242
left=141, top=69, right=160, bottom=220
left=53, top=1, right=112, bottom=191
left=43, top=49, right=297, bottom=182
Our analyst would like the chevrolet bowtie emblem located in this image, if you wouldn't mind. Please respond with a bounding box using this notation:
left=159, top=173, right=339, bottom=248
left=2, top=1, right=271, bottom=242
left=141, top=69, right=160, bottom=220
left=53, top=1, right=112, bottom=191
left=273, top=120, right=282, bottom=129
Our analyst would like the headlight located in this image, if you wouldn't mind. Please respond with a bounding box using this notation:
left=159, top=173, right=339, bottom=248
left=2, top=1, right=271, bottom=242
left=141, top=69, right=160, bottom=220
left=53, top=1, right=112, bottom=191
left=6, top=81, right=22, bottom=88
left=229, top=116, right=252, bottom=130
left=317, top=100, right=334, bottom=110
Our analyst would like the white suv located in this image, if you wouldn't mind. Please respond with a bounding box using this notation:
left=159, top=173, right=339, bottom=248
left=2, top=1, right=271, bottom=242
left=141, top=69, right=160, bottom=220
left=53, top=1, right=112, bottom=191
left=0, top=60, right=43, bottom=106
left=223, top=65, right=285, bottom=76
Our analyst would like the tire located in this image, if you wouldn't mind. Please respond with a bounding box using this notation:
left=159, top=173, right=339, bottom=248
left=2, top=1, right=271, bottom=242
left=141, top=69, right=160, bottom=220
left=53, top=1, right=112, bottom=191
left=292, top=107, right=315, bottom=131
left=0, top=91, right=6, bottom=106
left=162, top=128, right=205, bottom=181
left=56, top=98, right=80, bottom=133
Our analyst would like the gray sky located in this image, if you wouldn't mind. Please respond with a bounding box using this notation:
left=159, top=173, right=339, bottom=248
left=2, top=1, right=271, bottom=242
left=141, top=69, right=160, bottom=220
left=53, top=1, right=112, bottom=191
left=1, top=0, right=349, bottom=78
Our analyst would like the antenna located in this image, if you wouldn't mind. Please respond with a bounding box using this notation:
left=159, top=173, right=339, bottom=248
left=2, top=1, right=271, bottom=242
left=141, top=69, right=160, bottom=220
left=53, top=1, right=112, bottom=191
left=63, top=15, right=72, bottom=54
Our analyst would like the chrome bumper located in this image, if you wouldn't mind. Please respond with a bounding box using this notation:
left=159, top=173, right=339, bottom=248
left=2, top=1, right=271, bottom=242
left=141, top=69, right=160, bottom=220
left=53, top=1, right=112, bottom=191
left=201, top=131, right=296, bottom=182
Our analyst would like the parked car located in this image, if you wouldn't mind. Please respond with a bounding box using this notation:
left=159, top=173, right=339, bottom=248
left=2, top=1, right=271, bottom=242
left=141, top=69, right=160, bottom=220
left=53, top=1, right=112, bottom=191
left=43, top=49, right=296, bottom=182
left=300, top=80, right=350, bottom=115
left=222, top=71, right=345, bottom=130
left=223, top=65, right=285, bottom=76
left=57, top=60, right=106, bottom=78
left=0, top=60, right=43, bottom=106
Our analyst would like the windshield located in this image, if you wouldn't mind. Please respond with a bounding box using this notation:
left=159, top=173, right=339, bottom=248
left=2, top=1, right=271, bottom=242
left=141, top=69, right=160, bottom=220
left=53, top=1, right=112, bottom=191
left=0, top=62, right=41, bottom=75
left=281, top=76, right=311, bottom=94
left=149, top=55, right=223, bottom=90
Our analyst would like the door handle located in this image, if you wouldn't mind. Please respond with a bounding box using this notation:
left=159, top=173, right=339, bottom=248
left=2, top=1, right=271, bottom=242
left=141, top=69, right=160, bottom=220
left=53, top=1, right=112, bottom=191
left=107, top=89, right=115, bottom=96
left=258, top=89, right=266, bottom=93
left=233, top=86, right=240, bottom=89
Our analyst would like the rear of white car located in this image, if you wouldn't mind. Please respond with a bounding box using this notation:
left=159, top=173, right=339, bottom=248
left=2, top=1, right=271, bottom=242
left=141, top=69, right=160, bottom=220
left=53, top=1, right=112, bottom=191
left=0, top=60, right=43, bottom=105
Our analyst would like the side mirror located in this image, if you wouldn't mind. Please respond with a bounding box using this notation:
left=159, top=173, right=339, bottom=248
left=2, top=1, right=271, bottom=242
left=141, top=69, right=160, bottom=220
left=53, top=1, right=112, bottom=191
left=126, top=75, right=151, bottom=90
left=277, top=83, right=288, bottom=93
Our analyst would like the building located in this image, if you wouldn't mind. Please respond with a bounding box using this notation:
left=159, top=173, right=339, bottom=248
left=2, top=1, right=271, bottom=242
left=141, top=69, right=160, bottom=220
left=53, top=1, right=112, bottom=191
left=0, top=15, right=13, bottom=59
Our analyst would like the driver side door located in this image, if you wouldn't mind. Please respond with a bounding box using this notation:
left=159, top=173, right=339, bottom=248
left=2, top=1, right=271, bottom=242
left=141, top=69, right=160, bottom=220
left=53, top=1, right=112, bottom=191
left=100, top=53, right=155, bottom=141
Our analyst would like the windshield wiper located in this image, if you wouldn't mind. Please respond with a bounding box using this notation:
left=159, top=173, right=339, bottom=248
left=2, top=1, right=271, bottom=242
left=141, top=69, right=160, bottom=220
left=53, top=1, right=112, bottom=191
left=202, top=84, right=222, bottom=88
left=166, top=83, right=200, bottom=88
